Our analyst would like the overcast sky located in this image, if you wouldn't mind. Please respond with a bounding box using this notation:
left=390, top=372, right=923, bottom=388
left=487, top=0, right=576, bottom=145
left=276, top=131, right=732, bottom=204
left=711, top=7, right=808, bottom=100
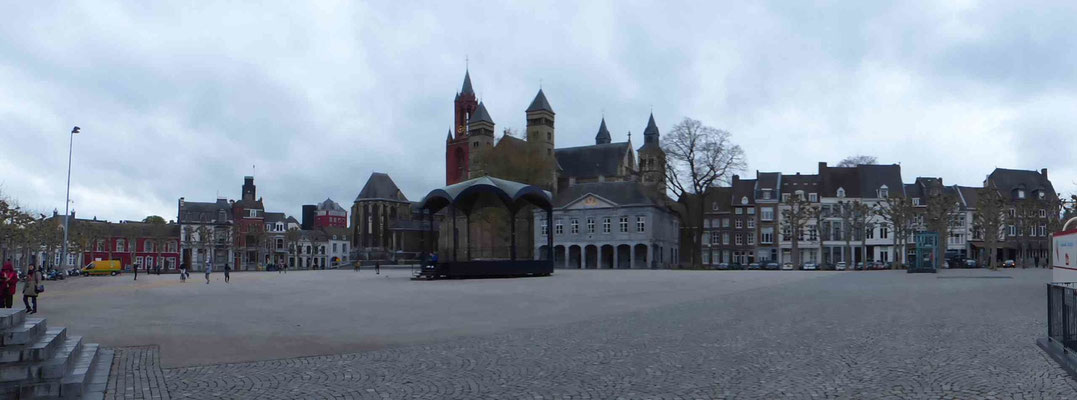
left=1, top=1, right=1075, bottom=222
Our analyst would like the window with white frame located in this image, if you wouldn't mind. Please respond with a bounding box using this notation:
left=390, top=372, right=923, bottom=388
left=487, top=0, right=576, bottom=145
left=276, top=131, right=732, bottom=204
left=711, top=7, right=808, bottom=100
left=762, top=190, right=772, bottom=200
left=761, top=207, right=774, bottom=221
left=880, top=227, right=889, bottom=239
left=735, top=208, right=743, bottom=215
left=748, top=207, right=755, bottom=215
left=796, top=190, right=805, bottom=200
left=144, top=241, right=153, bottom=252
left=636, top=216, right=646, bottom=232
left=541, top=219, right=548, bottom=235
left=735, top=219, right=743, bottom=229
left=1039, top=225, right=1047, bottom=236
left=866, top=226, right=874, bottom=239
left=702, top=250, right=710, bottom=264
left=587, top=218, right=595, bottom=233
left=116, top=239, right=126, bottom=252
left=913, top=198, right=920, bottom=206
left=722, top=233, right=730, bottom=245
left=603, top=218, right=611, bottom=233
left=619, top=216, right=629, bottom=233
left=761, top=228, right=774, bottom=244
left=1008, top=225, right=1016, bottom=236
left=809, top=193, right=818, bottom=202
left=747, top=219, right=756, bottom=229
left=722, top=218, right=730, bottom=228
left=782, top=193, right=790, bottom=202
left=735, top=234, right=743, bottom=245
left=1017, top=190, right=1025, bottom=199
left=570, top=219, right=579, bottom=234
left=555, top=219, right=563, bottom=235
left=747, top=232, right=756, bottom=245
left=808, top=226, right=818, bottom=241
left=1040, top=209, right=1047, bottom=218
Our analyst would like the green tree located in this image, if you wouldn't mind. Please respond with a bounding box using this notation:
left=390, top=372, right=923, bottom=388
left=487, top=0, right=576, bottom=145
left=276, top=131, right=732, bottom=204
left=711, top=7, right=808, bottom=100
left=143, top=215, right=166, bottom=224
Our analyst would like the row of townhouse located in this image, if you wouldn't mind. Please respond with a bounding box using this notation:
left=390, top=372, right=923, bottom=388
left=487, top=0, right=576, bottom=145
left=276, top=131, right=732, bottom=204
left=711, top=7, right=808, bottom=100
left=178, top=176, right=351, bottom=271
left=697, top=163, right=1060, bottom=267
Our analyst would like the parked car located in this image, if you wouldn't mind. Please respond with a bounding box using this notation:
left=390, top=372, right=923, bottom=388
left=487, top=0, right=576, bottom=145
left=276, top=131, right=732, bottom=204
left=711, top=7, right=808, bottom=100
left=765, top=262, right=780, bottom=270
left=835, top=262, right=847, bottom=271
left=730, top=263, right=744, bottom=270
left=716, top=263, right=730, bottom=270
left=1003, top=259, right=1016, bottom=268
left=802, top=262, right=818, bottom=271
left=781, top=263, right=794, bottom=270
left=964, top=259, right=978, bottom=268
left=747, top=262, right=762, bottom=270
left=872, top=261, right=886, bottom=270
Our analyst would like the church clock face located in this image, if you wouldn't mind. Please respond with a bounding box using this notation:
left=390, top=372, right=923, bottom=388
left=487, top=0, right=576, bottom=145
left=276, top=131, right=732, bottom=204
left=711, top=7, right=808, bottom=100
left=457, top=125, right=465, bottom=134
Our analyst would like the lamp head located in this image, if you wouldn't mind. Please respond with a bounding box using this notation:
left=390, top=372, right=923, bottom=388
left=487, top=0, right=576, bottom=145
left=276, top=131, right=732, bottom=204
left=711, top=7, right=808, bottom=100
left=71, top=126, right=80, bottom=134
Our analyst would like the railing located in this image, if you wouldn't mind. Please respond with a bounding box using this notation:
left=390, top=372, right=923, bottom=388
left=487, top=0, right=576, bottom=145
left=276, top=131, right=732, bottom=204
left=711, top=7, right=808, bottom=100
left=1048, top=283, right=1077, bottom=352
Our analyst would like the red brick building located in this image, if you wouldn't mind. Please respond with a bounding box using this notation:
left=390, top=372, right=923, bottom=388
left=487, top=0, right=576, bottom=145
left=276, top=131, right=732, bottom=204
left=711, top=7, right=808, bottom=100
left=445, top=70, right=478, bottom=185
left=314, top=198, right=347, bottom=229
left=77, top=219, right=181, bottom=272
left=232, top=176, right=266, bottom=270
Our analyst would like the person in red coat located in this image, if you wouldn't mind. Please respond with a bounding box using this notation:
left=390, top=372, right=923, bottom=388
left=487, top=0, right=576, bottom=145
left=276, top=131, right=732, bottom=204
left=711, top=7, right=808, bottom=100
left=0, top=260, right=18, bottom=308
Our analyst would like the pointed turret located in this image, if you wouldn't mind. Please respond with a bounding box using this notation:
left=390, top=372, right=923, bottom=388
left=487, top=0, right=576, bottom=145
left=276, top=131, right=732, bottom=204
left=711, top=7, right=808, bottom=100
left=446, top=129, right=453, bottom=142
left=468, top=101, right=494, bottom=125
left=526, top=89, right=554, bottom=113
left=643, top=113, right=660, bottom=144
left=461, top=70, right=475, bottom=96
left=595, top=118, right=611, bottom=144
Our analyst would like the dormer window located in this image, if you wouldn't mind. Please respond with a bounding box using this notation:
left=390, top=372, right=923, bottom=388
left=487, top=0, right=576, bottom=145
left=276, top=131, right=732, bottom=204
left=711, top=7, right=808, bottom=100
left=836, top=188, right=846, bottom=198
left=782, top=193, right=790, bottom=202
left=809, top=193, right=818, bottom=202
left=762, top=189, right=772, bottom=200
left=879, top=185, right=889, bottom=198
left=1038, top=191, right=1045, bottom=199
left=795, top=190, right=805, bottom=200
left=913, top=198, right=921, bottom=206
left=1017, top=190, right=1025, bottom=199
left=741, top=196, right=749, bottom=205
left=712, top=202, right=718, bottom=211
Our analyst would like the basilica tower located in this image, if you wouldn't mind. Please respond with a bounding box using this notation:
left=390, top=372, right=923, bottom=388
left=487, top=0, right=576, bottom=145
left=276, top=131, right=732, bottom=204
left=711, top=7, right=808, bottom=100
left=446, top=70, right=479, bottom=185
left=638, top=113, right=667, bottom=194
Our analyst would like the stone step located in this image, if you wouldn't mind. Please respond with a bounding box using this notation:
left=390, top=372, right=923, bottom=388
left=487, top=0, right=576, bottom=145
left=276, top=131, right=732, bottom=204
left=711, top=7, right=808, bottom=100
left=0, top=327, right=67, bottom=363
left=0, top=309, right=27, bottom=331
left=0, top=335, right=82, bottom=383
left=79, top=348, right=113, bottom=400
left=0, top=317, right=47, bottom=347
left=59, top=343, right=102, bottom=399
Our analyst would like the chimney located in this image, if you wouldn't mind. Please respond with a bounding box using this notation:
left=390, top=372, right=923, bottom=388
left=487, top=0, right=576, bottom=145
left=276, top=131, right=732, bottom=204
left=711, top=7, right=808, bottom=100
left=818, top=162, right=827, bottom=173
left=732, top=175, right=740, bottom=185
left=1041, top=168, right=1048, bottom=178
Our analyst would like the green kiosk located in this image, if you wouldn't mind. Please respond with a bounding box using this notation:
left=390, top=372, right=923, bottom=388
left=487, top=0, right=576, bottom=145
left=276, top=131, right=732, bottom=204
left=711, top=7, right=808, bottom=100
left=908, top=231, right=939, bottom=273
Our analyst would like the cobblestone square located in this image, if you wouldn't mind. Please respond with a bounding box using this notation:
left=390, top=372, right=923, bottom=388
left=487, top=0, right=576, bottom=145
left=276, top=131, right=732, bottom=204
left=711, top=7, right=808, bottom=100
left=38, top=268, right=1077, bottom=399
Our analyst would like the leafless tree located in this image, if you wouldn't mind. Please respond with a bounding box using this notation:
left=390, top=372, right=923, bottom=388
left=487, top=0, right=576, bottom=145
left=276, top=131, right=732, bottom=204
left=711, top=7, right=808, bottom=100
left=925, top=192, right=960, bottom=269
left=876, top=196, right=916, bottom=268
left=836, top=155, right=877, bottom=168
left=663, top=118, right=746, bottom=267
left=779, top=193, right=818, bottom=267
left=974, top=187, right=1006, bottom=270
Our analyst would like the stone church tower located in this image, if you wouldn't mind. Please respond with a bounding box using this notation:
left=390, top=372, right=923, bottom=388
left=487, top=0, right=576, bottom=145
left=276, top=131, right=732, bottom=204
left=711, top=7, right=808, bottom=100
left=466, top=101, right=496, bottom=177
left=525, top=89, right=557, bottom=191
left=638, top=113, right=667, bottom=194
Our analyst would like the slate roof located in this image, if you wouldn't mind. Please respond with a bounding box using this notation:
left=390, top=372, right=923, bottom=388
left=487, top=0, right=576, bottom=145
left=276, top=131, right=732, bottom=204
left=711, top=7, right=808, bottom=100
left=526, top=89, right=554, bottom=113
left=461, top=70, right=474, bottom=95
left=704, top=186, right=734, bottom=212
left=643, top=113, right=660, bottom=142
left=986, top=168, right=1056, bottom=201
left=732, top=178, right=757, bottom=205
left=317, top=198, right=345, bottom=212
left=356, top=172, right=409, bottom=202
left=233, top=198, right=264, bottom=210
left=779, top=174, right=821, bottom=196
left=956, top=186, right=980, bottom=209
left=264, top=212, right=286, bottom=224
left=903, top=184, right=922, bottom=199
left=820, top=167, right=859, bottom=198
left=857, top=164, right=903, bottom=198
left=468, top=101, right=494, bottom=125
left=595, top=118, right=611, bottom=144
left=554, top=142, right=631, bottom=179
left=554, top=181, right=665, bottom=208
left=179, top=199, right=233, bottom=223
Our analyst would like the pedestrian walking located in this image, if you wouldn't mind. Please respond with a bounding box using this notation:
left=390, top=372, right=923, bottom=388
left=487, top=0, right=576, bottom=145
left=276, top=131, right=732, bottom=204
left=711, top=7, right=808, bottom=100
left=375, top=261, right=380, bottom=275
left=133, top=262, right=139, bottom=281
left=1, top=260, right=18, bottom=308
left=224, top=263, right=231, bottom=283
left=22, top=265, right=41, bottom=314
left=180, top=264, right=187, bottom=282
left=354, top=261, right=359, bottom=272
left=205, top=261, right=213, bottom=284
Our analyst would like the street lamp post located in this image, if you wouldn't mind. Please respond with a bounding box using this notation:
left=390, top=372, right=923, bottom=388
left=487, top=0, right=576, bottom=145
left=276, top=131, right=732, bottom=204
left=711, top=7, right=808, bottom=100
left=61, top=126, right=79, bottom=269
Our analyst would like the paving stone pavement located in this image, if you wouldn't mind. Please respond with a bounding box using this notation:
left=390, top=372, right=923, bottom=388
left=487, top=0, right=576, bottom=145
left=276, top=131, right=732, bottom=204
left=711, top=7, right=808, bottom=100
left=106, top=346, right=171, bottom=400
left=115, top=270, right=1077, bottom=399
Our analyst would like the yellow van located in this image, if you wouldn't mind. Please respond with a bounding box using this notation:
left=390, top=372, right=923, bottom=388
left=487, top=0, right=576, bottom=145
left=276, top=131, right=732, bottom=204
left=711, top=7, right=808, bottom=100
left=83, top=260, right=122, bottom=276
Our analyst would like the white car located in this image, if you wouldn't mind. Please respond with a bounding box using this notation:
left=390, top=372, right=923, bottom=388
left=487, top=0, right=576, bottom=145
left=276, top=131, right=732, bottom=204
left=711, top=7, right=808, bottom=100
left=835, top=262, right=847, bottom=271
left=781, top=263, right=794, bottom=270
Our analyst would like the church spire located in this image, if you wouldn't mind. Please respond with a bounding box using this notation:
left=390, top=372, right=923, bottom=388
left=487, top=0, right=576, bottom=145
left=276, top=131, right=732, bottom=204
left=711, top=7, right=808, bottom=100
left=595, top=118, right=611, bottom=144
left=461, top=69, right=475, bottom=96
left=643, top=112, right=660, bottom=144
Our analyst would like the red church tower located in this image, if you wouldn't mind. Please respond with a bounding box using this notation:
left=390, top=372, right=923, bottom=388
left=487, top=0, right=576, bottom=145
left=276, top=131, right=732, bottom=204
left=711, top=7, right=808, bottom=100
left=446, top=70, right=478, bottom=185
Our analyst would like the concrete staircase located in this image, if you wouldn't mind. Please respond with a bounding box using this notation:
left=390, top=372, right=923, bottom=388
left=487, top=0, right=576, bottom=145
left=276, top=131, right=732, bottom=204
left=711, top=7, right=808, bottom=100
left=0, top=308, right=112, bottom=399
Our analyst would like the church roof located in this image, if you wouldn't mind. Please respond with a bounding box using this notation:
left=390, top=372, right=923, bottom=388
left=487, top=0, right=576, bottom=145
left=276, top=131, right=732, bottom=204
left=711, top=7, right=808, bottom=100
left=355, top=172, right=409, bottom=202
left=643, top=113, right=660, bottom=140
left=526, top=89, right=554, bottom=113
left=461, top=70, right=474, bottom=95
left=595, top=118, right=611, bottom=144
left=554, top=142, right=631, bottom=179
left=468, top=101, right=494, bottom=125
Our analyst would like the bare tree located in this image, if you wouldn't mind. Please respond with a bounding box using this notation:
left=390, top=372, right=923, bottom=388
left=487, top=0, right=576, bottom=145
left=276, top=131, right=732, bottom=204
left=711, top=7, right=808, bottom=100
left=836, top=155, right=877, bottom=168
left=974, top=187, right=1006, bottom=270
left=876, top=196, right=916, bottom=268
left=285, top=227, right=301, bottom=269
left=663, top=118, right=746, bottom=267
left=925, top=191, right=960, bottom=269
left=779, top=193, right=819, bottom=267
left=841, top=200, right=872, bottom=269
